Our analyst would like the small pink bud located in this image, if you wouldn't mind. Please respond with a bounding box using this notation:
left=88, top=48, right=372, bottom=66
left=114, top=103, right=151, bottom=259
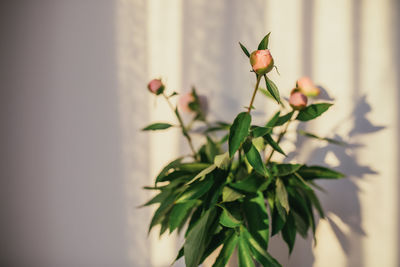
left=178, top=92, right=195, bottom=113
left=147, top=79, right=165, bottom=95
left=296, top=76, right=320, bottom=97
left=289, top=90, right=308, bottom=110
left=178, top=92, right=208, bottom=115
left=250, top=50, right=274, bottom=75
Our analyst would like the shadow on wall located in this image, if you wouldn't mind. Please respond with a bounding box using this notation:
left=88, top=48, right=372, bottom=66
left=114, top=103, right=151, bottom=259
left=269, top=92, right=385, bottom=267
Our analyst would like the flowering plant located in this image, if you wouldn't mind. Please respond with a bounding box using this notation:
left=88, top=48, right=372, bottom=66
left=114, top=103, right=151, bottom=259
left=142, top=33, right=344, bottom=267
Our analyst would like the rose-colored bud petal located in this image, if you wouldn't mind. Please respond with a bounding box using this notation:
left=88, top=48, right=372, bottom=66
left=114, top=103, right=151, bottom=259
left=179, top=93, right=208, bottom=115
left=296, top=76, right=320, bottom=97
left=178, top=92, right=195, bottom=113
left=250, top=50, right=274, bottom=75
left=289, top=90, right=308, bottom=110
left=147, top=79, right=164, bottom=95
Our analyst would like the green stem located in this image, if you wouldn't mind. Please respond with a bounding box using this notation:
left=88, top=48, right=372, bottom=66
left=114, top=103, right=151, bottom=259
left=247, top=74, right=262, bottom=114
left=162, top=93, right=197, bottom=158
left=265, top=110, right=297, bottom=164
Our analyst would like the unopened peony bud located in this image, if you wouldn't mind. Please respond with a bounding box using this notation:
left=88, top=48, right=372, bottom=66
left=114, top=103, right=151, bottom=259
left=179, top=92, right=195, bottom=113
left=289, top=89, right=308, bottom=110
left=296, top=76, right=320, bottom=97
left=179, top=92, right=208, bottom=116
left=147, top=79, right=165, bottom=95
left=250, top=50, right=274, bottom=75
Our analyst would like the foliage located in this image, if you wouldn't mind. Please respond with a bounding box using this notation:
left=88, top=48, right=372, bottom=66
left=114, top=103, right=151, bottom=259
left=142, top=33, right=345, bottom=267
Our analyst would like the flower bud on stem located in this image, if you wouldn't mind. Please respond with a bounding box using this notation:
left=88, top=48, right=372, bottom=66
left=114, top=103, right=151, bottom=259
left=162, top=92, right=197, bottom=158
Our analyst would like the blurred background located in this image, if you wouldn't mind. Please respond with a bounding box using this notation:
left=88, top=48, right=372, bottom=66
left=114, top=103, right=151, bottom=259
left=0, top=0, right=399, bottom=266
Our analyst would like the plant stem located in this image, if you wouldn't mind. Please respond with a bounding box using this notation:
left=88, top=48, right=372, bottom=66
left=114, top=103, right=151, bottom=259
left=265, top=111, right=297, bottom=164
left=162, top=93, right=197, bottom=158
left=247, top=74, right=262, bottom=113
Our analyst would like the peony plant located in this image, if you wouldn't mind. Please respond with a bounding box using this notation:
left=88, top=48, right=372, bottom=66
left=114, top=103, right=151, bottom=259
left=142, top=33, right=344, bottom=267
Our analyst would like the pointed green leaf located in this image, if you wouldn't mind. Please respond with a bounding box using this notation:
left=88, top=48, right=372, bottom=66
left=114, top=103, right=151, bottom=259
left=184, top=208, right=217, bottom=267
left=282, top=213, right=296, bottom=254
left=244, top=141, right=269, bottom=177
left=243, top=192, right=269, bottom=249
left=251, top=126, right=272, bottom=138
left=177, top=178, right=214, bottom=203
left=187, top=164, right=217, bottom=184
left=219, top=206, right=242, bottom=228
left=275, top=178, right=289, bottom=213
left=241, top=227, right=282, bottom=267
left=264, top=134, right=286, bottom=156
left=257, top=32, right=271, bottom=50
left=275, top=111, right=294, bottom=126
left=297, top=165, right=345, bottom=180
left=230, top=173, right=270, bottom=193
left=296, top=103, right=333, bottom=121
left=266, top=111, right=281, bottom=127
left=264, top=75, right=280, bottom=104
left=155, top=157, right=183, bottom=184
left=238, top=233, right=255, bottom=267
left=272, top=163, right=302, bottom=177
left=169, top=200, right=200, bottom=232
left=214, top=152, right=230, bottom=170
left=222, top=186, right=245, bottom=202
left=239, top=42, right=251, bottom=58
left=142, top=122, right=173, bottom=131
left=229, top=112, right=252, bottom=157
left=212, top=231, right=239, bottom=267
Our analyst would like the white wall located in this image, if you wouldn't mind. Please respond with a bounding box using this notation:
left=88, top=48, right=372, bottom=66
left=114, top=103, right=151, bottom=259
left=1, top=0, right=399, bottom=267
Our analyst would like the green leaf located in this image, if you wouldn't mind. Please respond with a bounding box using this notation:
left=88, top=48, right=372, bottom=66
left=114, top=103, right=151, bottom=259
left=141, top=189, right=171, bottom=207
left=297, top=165, right=345, bottom=180
left=241, top=227, right=282, bottom=267
left=230, top=173, right=270, bottom=193
left=179, top=163, right=211, bottom=172
left=292, top=210, right=309, bottom=238
left=275, top=178, right=289, bottom=213
left=244, top=141, right=269, bottom=177
left=177, top=178, right=214, bottom=203
left=264, top=134, right=286, bottom=156
left=214, top=152, right=230, bottom=170
left=212, top=231, right=239, bottom=267
left=205, top=136, right=219, bottom=162
left=298, top=130, right=346, bottom=145
left=219, top=206, right=242, bottom=228
left=257, top=32, right=271, bottom=50
left=142, top=122, right=173, bottom=131
left=187, top=164, right=217, bottom=184
left=239, top=42, right=251, bottom=58
left=265, top=111, right=281, bottom=127
left=184, top=208, right=217, bottom=267
left=222, top=186, right=244, bottom=202
left=296, top=103, right=333, bottom=121
left=155, top=157, right=183, bottom=184
left=251, top=126, right=272, bottom=138
left=243, top=192, right=269, bottom=249
left=275, top=111, right=294, bottom=126
left=169, top=200, right=200, bottom=232
left=282, top=213, right=296, bottom=254
left=238, top=232, right=255, bottom=267
left=272, top=163, right=302, bottom=177
left=229, top=112, right=252, bottom=157
left=264, top=75, right=280, bottom=104
left=148, top=192, right=177, bottom=233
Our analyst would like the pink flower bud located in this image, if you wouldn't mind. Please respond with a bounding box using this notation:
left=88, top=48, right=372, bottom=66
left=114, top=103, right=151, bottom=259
left=250, top=50, right=274, bottom=75
left=289, top=90, right=308, bottom=110
left=178, top=92, right=208, bottom=115
left=147, top=79, right=164, bottom=95
left=178, top=92, right=195, bottom=113
left=296, top=76, right=320, bottom=97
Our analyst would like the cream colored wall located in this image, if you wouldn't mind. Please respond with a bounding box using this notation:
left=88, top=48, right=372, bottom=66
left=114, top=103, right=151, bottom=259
left=1, top=0, right=398, bottom=267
